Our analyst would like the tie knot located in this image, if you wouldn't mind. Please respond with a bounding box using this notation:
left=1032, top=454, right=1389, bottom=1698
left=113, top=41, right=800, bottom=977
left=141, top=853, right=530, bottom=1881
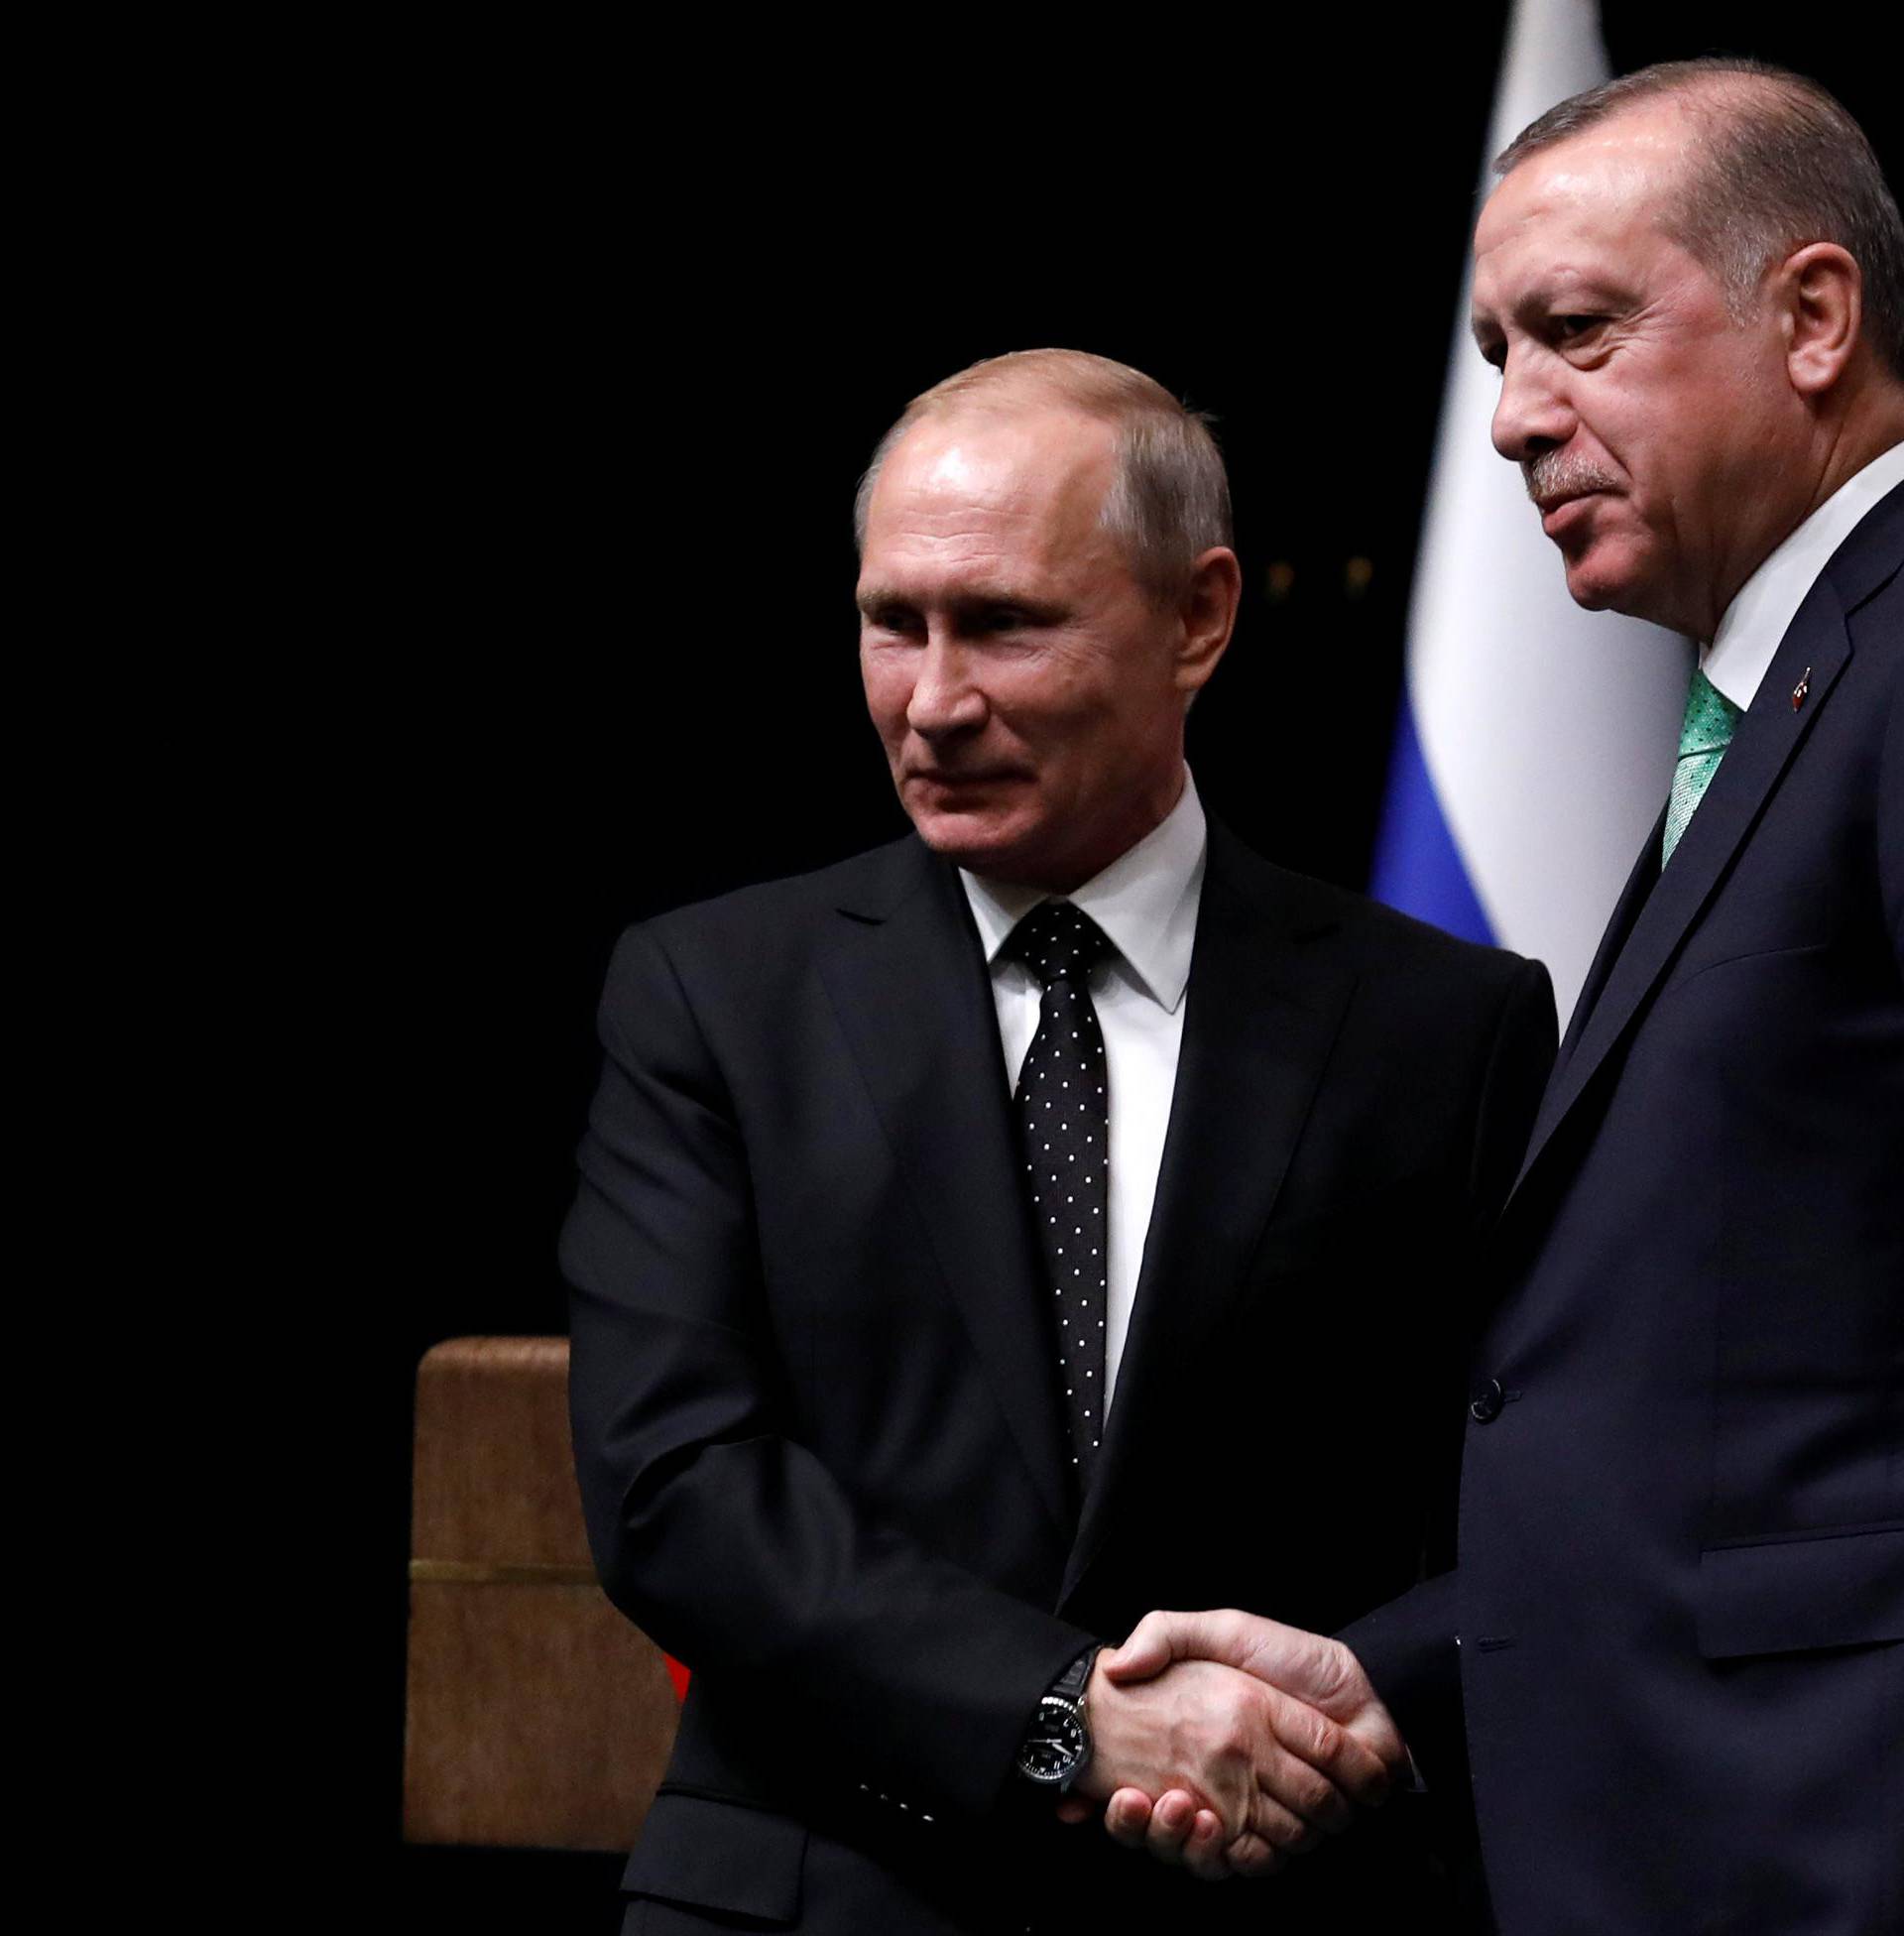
left=1678, top=666, right=1743, bottom=761
left=1005, top=901, right=1113, bottom=986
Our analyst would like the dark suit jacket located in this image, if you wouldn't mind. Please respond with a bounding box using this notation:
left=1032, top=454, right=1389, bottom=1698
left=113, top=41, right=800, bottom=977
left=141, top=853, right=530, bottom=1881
left=564, top=816, right=1555, bottom=1934
left=1348, top=480, right=1904, bottom=1935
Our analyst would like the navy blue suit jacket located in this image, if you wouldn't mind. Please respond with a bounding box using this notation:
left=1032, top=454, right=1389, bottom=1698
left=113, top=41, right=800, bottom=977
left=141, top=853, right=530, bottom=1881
left=1349, top=479, right=1904, bottom=1934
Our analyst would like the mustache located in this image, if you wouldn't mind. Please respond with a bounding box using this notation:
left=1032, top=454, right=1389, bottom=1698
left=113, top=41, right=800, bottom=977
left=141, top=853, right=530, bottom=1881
left=1522, top=451, right=1619, bottom=509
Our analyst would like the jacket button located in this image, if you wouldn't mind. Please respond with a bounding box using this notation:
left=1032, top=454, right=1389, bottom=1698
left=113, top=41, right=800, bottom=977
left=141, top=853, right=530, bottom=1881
left=1470, top=1378, right=1505, bottom=1422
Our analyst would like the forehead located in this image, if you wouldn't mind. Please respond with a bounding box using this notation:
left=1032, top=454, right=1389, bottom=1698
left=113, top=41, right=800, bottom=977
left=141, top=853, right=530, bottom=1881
left=1473, top=103, right=1699, bottom=304
left=861, top=406, right=1119, bottom=568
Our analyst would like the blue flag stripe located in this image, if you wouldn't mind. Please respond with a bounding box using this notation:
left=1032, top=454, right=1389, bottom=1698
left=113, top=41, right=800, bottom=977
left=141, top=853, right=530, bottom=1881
left=1369, top=696, right=1496, bottom=948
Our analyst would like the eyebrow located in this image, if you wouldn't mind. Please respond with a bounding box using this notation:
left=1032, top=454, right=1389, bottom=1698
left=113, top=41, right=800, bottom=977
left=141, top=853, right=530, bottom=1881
left=1475, top=270, right=1635, bottom=340
left=856, top=585, right=1065, bottom=620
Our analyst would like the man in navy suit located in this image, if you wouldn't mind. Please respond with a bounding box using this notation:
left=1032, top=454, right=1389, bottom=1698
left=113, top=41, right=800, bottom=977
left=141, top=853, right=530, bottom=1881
left=563, top=350, right=1556, bottom=1931
left=1099, top=60, right=1904, bottom=1933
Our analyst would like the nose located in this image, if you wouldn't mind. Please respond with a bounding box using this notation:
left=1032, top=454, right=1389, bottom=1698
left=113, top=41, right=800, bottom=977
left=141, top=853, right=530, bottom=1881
left=905, top=637, right=988, bottom=742
left=1490, top=348, right=1576, bottom=465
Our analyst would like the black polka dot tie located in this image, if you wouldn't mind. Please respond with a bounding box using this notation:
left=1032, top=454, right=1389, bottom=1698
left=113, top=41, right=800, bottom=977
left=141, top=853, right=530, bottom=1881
left=1006, top=900, right=1113, bottom=1492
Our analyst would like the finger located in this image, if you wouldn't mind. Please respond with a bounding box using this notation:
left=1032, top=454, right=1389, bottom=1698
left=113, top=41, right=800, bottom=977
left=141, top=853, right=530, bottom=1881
left=1103, top=1788, right=1155, bottom=1847
left=1248, top=1791, right=1323, bottom=1866
left=1181, top=1808, right=1236, bottom=1883
left=1229, top=1631, right=1409, bottom=1779
left=1340, top=1696, right=1408, bottom=1779
left=1100, top=1611, right=1182, bottom=1682
left=1054, top=1795, right=1092, bottom=1825
left=1255, top=1741, right=1356, bottom=1834
left=1138, top=1790, right=1200, bottom=1866
left=1224, top=1830, right=1284, bottom=1879
left=1262, top=1687, right=1394, bottom=1811
left=1105, top=1608, right=1262, bottom=1683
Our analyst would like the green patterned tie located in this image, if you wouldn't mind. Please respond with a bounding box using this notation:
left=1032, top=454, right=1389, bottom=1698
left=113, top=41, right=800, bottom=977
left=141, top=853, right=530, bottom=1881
left=1662, top=667, right=1743, bottom=865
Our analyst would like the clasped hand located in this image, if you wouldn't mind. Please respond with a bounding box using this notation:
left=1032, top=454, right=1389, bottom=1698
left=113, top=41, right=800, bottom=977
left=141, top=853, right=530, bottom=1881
left=1060, top=1610, right=1405, bottom=1881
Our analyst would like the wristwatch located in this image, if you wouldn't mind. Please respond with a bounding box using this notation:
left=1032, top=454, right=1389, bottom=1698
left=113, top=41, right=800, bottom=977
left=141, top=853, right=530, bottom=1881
left=1015, top=1646, right=1100, bottom=1790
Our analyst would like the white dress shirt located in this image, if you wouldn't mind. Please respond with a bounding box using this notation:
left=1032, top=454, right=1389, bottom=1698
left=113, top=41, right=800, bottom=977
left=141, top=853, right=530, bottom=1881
left=960, top=770, right=1206, bottom=1420
left=1702, top=439, right=1904, bottom=707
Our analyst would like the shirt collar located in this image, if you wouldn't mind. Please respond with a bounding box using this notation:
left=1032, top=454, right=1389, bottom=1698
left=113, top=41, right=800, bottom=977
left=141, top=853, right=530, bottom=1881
left=1704, top=438, right=1904, bottom=710
left=960, top=768, right=1207, bottom=1014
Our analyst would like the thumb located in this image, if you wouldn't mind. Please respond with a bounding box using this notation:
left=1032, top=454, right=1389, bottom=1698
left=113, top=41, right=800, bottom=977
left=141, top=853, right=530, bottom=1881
left=1103, top=1608, right=1241, bottom=1683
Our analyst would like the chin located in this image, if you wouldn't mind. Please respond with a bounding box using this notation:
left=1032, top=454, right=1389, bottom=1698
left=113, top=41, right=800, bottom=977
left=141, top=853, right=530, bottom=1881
left=1567, top=573, right=1673, bottom=630
left=1563, top=553, right=1648, bottom=617
left=1560, top=529, right=1666, bottom=621
left=911, top=807, right=1026, bottom=873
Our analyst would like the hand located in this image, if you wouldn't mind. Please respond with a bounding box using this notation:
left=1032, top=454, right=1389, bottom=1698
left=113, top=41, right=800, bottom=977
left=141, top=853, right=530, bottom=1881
left=1083, top=1610, right=1406, bottom=1880
left=1110, top=1608, right=1404, bottom=1766
left=1062, top=1640, right=1395, bottom=1881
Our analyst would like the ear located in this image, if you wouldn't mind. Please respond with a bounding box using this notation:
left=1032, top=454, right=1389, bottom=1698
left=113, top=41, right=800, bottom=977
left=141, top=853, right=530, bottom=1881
left=1172, top=546, right=1243, bottom=698
left=1776, top=242, right=1862, bottom=399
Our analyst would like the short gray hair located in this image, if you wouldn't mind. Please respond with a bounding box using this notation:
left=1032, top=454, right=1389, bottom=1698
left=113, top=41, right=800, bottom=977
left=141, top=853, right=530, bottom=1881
left=1496, top=59, right=1904, bottom=379
left=853, top=348, right=1234, bottom=607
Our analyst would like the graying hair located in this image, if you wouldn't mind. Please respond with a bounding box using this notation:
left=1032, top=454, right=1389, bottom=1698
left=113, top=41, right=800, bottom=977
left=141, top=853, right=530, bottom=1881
left=1496, top=59, right=1904, bottom=378
left=852, top=348, right=1234, bottom=607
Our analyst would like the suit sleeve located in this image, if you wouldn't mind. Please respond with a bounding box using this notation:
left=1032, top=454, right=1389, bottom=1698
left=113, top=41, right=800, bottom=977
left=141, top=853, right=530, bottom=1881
left=1341, top=950, right=1556, bottom=1740
left=560, top=923, right=1094, bottom=1821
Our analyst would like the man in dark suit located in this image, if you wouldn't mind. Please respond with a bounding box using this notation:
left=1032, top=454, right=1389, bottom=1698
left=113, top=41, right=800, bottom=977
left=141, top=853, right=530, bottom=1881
left=563, top=348, right=1555, bottom=1931
left=1098, top=60, right=1904, bottom=1934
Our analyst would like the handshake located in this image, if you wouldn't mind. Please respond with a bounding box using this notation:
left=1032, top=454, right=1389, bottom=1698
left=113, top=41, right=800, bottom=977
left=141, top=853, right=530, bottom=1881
left=1055, top=1609, right=1406, bottom=1882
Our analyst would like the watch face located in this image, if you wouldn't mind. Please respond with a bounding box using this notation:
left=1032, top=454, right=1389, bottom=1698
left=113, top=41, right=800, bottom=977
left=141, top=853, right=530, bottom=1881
left=1018, top=1699, right=1088, bottom=1783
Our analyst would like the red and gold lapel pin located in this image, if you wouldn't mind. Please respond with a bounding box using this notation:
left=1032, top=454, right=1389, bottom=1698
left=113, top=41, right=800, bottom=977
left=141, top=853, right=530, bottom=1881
left=1792, top=666, right=1811, bottom=710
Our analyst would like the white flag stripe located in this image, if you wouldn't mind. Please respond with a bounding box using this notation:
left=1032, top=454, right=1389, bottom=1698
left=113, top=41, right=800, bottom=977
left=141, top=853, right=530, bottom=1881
left=1406, top=0, right=1693, bottom=1025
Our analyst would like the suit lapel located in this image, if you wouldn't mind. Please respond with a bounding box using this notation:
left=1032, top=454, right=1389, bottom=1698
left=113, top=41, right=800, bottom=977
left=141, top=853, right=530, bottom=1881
left=1505, top=577, right=1855, bottom=1213
left=1557, top=811, right=1664, bottom=1065
left=819, top=842, right=1074, bottom=1536
left=1061, top=829, right=1356, bottom=1605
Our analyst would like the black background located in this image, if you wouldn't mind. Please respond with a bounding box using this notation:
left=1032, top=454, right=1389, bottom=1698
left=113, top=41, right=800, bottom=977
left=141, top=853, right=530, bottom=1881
left=311, top=11, right=1898, bottom=1923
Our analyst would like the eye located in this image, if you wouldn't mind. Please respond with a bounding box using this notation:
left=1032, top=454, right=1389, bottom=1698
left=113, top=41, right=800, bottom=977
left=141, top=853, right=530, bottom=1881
left=1554, top=314, right=1606, bottom=345
left=861, top=603, right=922, bottom=640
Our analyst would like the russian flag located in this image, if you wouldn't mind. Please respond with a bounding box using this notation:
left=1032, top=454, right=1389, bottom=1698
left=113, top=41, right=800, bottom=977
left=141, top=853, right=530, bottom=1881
left=1369, top=0, right=1692, bottom=1028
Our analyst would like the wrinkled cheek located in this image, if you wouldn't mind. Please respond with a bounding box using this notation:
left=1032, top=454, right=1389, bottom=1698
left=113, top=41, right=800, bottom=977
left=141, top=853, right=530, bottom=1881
left=857, top=684, right=907, bottom=756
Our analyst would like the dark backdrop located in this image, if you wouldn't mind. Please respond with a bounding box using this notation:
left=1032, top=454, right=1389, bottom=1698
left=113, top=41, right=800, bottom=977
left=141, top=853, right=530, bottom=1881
left=321, top=13, right=1897, bottom=1924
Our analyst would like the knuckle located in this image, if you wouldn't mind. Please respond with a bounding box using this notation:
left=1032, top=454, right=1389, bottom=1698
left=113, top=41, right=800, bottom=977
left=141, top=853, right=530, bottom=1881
left=1295, top=1772, right=1337, bottom=1821
left=1324, top=1638, right=1363, bottom=1699
left=1262, top=1808, right=1307, bottom=1851
left=1303, top=1710, right=1345, bottom=1764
